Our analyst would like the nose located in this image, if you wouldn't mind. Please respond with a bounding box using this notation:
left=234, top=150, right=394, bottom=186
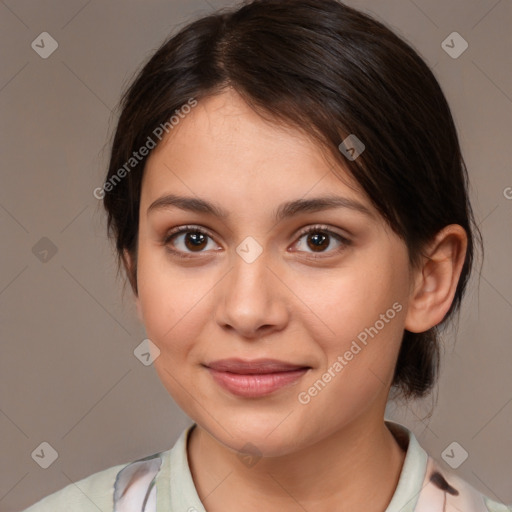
left=214, top=247, right=290, bottom=340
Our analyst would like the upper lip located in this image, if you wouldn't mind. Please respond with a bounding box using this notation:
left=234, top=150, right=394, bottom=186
left=205, top=358, right=310, bottom=374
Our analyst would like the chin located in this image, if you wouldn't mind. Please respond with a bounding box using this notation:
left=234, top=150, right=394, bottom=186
left=196, top=409, right=310, bottom=458
left=224, top=429, right=302, bottom=459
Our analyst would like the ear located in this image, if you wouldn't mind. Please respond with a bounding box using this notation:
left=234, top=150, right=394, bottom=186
left=122, top=249, right=142, bottom=321
left=405, top=224, right=468, bottom=333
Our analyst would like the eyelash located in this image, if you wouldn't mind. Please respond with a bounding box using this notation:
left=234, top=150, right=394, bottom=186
left=162, top=224, right=352, bottom=260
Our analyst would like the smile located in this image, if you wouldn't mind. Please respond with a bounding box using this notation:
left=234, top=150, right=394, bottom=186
left=205, top=358, right=311, bottom=397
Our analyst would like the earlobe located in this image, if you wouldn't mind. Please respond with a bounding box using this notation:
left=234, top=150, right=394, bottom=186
left=404, top=225, right=468, bottom=334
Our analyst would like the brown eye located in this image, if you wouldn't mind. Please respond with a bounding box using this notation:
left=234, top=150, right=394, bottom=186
left=305, top=232, right=330, bottom=252
left=163, top=226, right=218, bottom=258
left=182, top=231, right=208, bottom=251
left=293, top=225, right=351, bottom=256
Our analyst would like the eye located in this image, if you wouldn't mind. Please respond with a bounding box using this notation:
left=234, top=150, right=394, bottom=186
left=163, top=225, right=219, bottom=259
left=292, top=225, right=351, bottom=257
left=162, top=224, right=352, bottom=260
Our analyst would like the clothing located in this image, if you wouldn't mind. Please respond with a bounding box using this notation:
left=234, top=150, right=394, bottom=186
left=21, top=420, right=512, bottom=512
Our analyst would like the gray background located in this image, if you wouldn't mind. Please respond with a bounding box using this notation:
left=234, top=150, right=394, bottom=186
left=1, top=0, right=511, bottom=510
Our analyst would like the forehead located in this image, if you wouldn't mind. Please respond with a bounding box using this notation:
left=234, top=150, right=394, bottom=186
left=141, top=89, right=375, bottom=219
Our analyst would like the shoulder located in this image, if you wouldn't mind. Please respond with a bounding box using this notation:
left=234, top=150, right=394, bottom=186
left=416, top=455, right=512, bottom=512
left=385, top=420, right=511, bottom=512
left=20, top=451, right=166, bottom=512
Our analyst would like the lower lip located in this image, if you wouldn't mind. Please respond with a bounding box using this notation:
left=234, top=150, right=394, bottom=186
left=207, top=368, right=309, bottom=397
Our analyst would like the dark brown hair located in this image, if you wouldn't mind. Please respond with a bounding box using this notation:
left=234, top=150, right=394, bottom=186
left=102, top=0, right=483, bottom=402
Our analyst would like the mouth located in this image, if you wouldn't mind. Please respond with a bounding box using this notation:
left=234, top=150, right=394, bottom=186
left=204, top=358, right=311, bottom=397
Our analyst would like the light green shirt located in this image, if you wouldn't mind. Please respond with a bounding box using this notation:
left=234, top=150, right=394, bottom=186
left=21, top=420, right=512, bottom=511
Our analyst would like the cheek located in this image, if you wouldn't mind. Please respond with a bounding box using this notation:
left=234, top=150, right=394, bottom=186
left=295, top=260, right=404, bottom=342
left=293, top=252, right=408, bottom=395
left=136, top=245, right=209, bottom=353
left=135, top=256, right=213, bottom=406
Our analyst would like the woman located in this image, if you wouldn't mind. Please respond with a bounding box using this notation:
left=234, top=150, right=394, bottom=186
left=22, top=0, right=511, bottom=510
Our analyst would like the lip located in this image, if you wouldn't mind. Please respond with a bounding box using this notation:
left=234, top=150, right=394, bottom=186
left=205, top=358, right=310, bottom=397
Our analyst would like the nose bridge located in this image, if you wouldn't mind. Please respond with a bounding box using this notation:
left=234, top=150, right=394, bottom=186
left=228, top=238, right=274, bottom=309
left=231, top=239, right=270, bottom=297
left=215, top=237, right=288, bottom=336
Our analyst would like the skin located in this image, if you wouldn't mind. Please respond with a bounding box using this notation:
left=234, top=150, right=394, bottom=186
left=126, top=87, right=467, bottom=511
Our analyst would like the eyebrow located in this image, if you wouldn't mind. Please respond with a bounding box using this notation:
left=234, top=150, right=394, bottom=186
left=147, top=193, right=374, bottom=222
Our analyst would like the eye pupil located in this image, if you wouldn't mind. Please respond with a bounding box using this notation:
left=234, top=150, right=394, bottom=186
left=308, top=232, right=329, bottom=252
left=185, top=232, right=207, bottom=251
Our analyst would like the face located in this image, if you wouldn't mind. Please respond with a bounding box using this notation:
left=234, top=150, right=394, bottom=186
left=133, top=88, right=414, bottom=457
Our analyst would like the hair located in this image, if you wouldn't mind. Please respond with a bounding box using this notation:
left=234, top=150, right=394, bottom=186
left=102, top=0, right=483, bottom=403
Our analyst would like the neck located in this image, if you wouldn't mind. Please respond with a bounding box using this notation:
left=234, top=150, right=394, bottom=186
left=187, top=415, right=407, bottom=512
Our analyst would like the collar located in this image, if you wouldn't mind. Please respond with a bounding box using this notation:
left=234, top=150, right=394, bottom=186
left=383, top=420, right=429, bottom=512
left=154, top=419, right=429, bottom=512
